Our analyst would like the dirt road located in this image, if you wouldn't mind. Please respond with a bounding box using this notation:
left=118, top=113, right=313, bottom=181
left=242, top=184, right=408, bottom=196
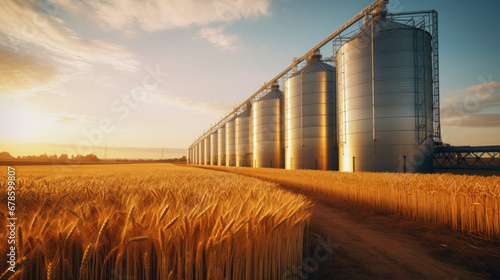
left=303, top=199, right=488, bottom=280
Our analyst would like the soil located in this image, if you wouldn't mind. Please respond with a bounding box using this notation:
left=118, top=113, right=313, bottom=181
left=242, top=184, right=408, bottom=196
left=303, top=198, right=493, bottom=280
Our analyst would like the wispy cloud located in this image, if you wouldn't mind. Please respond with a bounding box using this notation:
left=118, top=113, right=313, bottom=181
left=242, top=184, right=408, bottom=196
left=59, top=0, right=269, bottom=49
left=0, top=49, right=56, bottom=95
left=442, top=114, right=500, bottom=128
left=61, top=0, right=270, bottom=33
left=0, top=0, right=140, bottom=97
left=197, top=26, right=240, bottom=51
left=44, top=112, right=92, bottom=125
left=441, top=81, right=500, bottom=128
left=442, top=81, right=500, bottom=104
left=0, top=0, right=271, bottom=97
left=0, top=0, right=139, bottom=72
left=141, top=90, right=235, bottom=113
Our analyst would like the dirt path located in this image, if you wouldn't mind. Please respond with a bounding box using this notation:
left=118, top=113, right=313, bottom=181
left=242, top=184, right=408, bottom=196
left=304, top=199, right=488, bottom=280
left=191, top=166, right=494, bottom=279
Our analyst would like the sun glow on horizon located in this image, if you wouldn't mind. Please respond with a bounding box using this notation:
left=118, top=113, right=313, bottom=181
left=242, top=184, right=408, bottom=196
left=0, top=103, right=44, bottom=142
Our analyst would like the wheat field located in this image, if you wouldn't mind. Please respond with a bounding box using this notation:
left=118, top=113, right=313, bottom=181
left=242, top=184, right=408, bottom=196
left=0, top=164, right=311, bottom=280
left=206, top=166, right=500, bottom=238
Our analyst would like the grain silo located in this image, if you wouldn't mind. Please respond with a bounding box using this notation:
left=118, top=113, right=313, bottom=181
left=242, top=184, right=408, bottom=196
left=210, top=132, right=218, bottom=166
left=284, top=52, right=337, bottom=170
left=192, top=145, right=195, bottom=164
left=336, top=11, right=434, bottom=173
left=198, top=141, right=204, bottom=165
left=253, top=83, right=283, bottom=168
left=187, top=147, right=191, bottom=164
left=225, top=118, right=236, bottom=166
left=194, top=143, right=200, bottom=164
left=236, top=106, right=252, bottom=167
left=191, top=146, right=194, bottom=164
left=204, top=137, right=211, bottom=165
left=218, top=126, right=226, bottom=166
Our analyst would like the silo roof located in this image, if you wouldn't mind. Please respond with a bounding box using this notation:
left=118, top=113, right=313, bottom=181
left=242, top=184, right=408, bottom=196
left=292, top=58, right=334, bottom=77
left=354, top=19, right=417, bottom=38
left=238, top=109, right=251, bottom=118
left=261, top=88, right=283, bottom=100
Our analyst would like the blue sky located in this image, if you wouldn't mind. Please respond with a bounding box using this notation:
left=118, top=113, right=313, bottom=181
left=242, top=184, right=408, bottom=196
left=0, top=0, right=499, bottom=158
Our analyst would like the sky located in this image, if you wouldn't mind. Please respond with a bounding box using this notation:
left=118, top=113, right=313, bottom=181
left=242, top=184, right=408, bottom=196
left=0, top=0, right=499, bottom=159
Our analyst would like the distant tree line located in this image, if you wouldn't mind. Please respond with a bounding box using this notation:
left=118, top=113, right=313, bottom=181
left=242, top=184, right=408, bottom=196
left=0, top=152, right=99, bottom=162
left=0, top=152, right=186, bottom=164
left=113, top=156, right=187, bottom=163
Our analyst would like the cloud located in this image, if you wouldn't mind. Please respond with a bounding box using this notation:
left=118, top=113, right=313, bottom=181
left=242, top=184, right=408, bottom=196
left=61, top=0, right=270, bottom=33
left=0, top=49, right=56, bottom=95
left=442, top=114, right=500, bottom=128
left=44, top=112, right=92, bottom=125
left=0, top=0, right=139, bottom=73
left=59, top=0, right=270, bottom=50
left=0, top=0, right=270, bottom=97
left=141, top=90, right=235, bottom=113
left=197, top=26, right=240, bottom=51
left=441, top=81, right=500, bottom=128
left=460, top=81, right=500, bottom=96
left=442, top=81, right=500, bottom=104
left=37, top=111, right=93, bottom=130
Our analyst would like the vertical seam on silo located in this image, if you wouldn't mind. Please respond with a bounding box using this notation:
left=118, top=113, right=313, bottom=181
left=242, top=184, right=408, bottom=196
left=342, top=47, right=346, bottom=156
left=300, top=72, right=303, bottom=170
left=371, top=17, right=376, bottom=152
left=422, top=29, right=427, bottom=144
left=414, top=30, right=419, bottom=145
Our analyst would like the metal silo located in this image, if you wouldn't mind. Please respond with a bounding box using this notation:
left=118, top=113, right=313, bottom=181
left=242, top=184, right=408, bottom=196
left=204, top=137, right=211, bottom=165
left=191, top=143, right=197, bottom=164
left=336, top=13, right=434, bottom=173
left=236, top=107, right=252, bottom=167
left=195, top=143, right=201, bottom=165
left=284, top=53, right=337, bottom=170
left=210, top=132, right=218, bottom=166
left=225, top=118, right=236, bottom=166
left=194, top=143, right=200, bottom=164
left=253, top=83, right=283, bottom=168
left=218, top=126, right=226, bottom=166
left=198, top=141, right=204, bottom=165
